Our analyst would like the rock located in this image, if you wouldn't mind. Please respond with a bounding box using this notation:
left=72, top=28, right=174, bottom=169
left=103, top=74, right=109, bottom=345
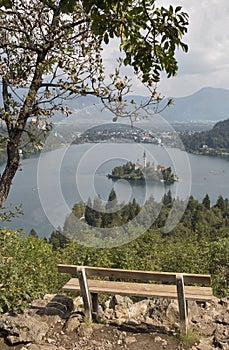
left=119, top=331, right=127, bottom=340
left=126, top=319, right=140, bottom=326
left=124, top=336, right=137, bottom=344
left=154, top=335, right=167, bottom=347
left=215, top=312, right=229, bottom=325
left=104, top=295, right=150, bottom=323
left=73, top=296, right=84, bottom=310
left=0, top=314, right=49, bottom=345
left=1, top=294, right=229, bottom=350
left=129, top=299, right=150, bottom=320
left=145, top=316, right=156, bottom=326
left=29, top=294, right=74, bottom=320
left=26, top=345, right=58, bottom=350
left=97, top=305, right=104, bottom=319
left=64, top=313, right=84, bottom=333
left=43, top=294, right=74, bottom=318
left=105, top=295, right=133, bottom=310
left=102, top=307, right=114, bottom=320
left=114, top=304, right=129, bottom=319
left=36, top=315, right=61, bottom=329
left=148, top=298, right=170, bottom=324
left=165, top=300, right=179, bottom=323
left=213, top=324, right=229, bottom=349
left=219, top=298, right=229, bottom=310
left=196, top=338, right=214, bottom=350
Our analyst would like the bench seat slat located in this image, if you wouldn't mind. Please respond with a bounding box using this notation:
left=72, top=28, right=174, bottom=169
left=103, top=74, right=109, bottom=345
left=62, top=278, right=213, bottom=301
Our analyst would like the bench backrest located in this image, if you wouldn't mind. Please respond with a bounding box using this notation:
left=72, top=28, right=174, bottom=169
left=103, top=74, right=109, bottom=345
left=57, top=264, right=211, bottom=285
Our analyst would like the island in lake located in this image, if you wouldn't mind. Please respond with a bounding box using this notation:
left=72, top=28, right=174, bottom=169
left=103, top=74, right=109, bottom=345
left=108, top=151, right=178, bottom=184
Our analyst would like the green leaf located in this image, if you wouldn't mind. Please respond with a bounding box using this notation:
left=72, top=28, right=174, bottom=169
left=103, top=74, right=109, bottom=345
left=175, top=6, right=182, bottom=13
left=104, top=32, right=109, bottom=44
left=59, top=0, right=75, bottom=13
left=0, top=0, right=13, bottom=8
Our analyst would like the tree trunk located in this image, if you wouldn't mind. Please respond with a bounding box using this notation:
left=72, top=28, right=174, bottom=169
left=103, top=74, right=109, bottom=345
left=0, top=142, right=20, bottom=208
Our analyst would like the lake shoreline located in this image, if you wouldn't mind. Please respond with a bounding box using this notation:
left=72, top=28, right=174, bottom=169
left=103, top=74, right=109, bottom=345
left=1, top=143, right=229, bottom=236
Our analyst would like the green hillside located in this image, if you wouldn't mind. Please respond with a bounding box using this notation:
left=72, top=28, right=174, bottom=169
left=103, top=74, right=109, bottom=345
left=180, top=118, right=229, bottom=158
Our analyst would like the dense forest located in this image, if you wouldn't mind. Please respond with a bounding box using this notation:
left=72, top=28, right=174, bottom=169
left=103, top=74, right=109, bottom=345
left=1, top=191, right=228, bottom=313
left=180, top=118, right=229, bottom=157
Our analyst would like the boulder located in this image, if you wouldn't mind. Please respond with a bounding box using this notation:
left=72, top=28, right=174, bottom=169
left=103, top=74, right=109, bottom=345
left=129, top=299, right=150, bottom=320
left=0, top=314, right=49, bottom=345
left=42, top=294, right=74, bottom=318
left=63, top=312, right=84, bottom=333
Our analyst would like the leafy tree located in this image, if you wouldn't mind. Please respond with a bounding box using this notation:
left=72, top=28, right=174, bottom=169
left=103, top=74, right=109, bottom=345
left=0, top=0, right=188, bottom=208
left=49, top=229, right=70, bottom=250
left=0, top=228, right=58, bottom=313
left=162, top=189, right=173, bottom=207
left=84, top=198, right=95, bottom=226
left=29, top=228, right=38, bottom=238
left=106, top=188, right=118, bottom=211
left=202, top=194, right=211, bottom=210
left=125, top=198, right=141, bottom=220
left=215, top=195, right=226, bottom=212
left=72, top=201, right=85, bottom=219
left=92, top=195, right=103, bottom=227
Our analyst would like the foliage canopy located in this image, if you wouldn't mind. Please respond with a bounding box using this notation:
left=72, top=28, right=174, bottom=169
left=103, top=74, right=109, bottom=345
left=0, top=0, right=188, bottom=209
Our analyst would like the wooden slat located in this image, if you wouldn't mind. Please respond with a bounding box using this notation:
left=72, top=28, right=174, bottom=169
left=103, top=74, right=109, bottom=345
left=62, top=278, right=213, bottom=301
left=57, top=264, right=211, bottom=285
left=58, top=264, right=78, bottom=275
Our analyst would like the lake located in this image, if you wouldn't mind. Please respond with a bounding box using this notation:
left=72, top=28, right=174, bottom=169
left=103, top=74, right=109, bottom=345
left=1, top=143, right=229, bottom=237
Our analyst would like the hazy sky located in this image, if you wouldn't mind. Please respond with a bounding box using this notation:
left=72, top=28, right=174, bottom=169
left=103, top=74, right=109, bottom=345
left=104, top=0, right=229, bottom=98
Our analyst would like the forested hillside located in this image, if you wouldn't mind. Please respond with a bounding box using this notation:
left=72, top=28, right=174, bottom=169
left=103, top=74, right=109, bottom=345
left=1, top=192, right=228, bottom=313
left=181, top=118, right=229, bottom=157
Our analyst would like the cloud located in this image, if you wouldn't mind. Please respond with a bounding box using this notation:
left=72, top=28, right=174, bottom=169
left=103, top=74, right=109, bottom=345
left=157, top=0, right=229, bottom=97
left=103, top=0, right=229, bottom=98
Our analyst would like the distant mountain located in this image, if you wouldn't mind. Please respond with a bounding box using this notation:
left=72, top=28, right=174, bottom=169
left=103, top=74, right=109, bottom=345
left=160, top=87, right=229, bottom=122
left=180, top=118, right=229, bottom=157
left=54, top=87, right=229, bottom=127
left=1, top=85, right=228, bottom=126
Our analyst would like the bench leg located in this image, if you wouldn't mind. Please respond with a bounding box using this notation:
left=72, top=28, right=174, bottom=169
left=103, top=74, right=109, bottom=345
left=91, top=293, right=99, bottom=322
left=77, top=267, right=92, bottom=322
left=176, top=274, right=188, bottom=335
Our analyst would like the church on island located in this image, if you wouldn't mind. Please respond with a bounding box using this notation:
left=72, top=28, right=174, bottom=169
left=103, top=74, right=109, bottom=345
left=108, top=152, right=178, bottom=184
left=135, top=151, right=167, bottom=174
left=135, top=151, right=147, bottom=170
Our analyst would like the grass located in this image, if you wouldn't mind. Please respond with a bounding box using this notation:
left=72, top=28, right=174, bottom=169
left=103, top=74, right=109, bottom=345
left=177, top=329, right=200, bottom=349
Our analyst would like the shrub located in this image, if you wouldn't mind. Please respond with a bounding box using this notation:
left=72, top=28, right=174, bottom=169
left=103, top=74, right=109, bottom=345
left=0, top=228, right=58, bottom=313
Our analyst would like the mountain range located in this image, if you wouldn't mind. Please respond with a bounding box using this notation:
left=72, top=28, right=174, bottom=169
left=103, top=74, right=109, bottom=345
left=54, top=87, right=229, bottom=130
left=160, top=87, right=229, bottom=122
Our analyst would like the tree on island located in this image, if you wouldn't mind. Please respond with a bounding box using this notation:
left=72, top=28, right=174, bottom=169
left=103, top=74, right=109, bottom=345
left=108, top=161, right=178, bottom=184
left=0, top=0, right=188, bottom=210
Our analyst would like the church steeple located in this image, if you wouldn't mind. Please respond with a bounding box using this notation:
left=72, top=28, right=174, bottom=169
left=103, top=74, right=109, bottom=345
left=143, top=151, right=146, bottom=168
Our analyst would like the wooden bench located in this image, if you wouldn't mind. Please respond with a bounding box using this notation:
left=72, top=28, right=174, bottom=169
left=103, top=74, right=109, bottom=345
left=57, top=264, right=213, bottom=335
